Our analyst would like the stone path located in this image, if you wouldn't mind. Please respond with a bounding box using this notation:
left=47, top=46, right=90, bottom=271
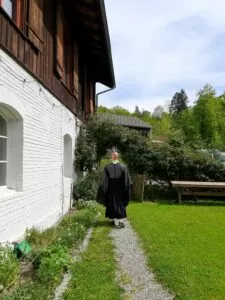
left=110, top=221, right=174, bottom=300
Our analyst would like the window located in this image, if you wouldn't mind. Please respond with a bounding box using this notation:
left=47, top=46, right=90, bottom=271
left=64, top=134, right=72, bottom=178
left=1, top=0, right=26, bottom=30
left=0, top=104, right=23, bottom=192
left=0, top=116, right=7, bottom=186
left=2, top=0, right=12, bottom=17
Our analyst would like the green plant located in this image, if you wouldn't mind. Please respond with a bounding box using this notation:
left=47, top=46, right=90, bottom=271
left=74, top=170, right=102, bottom=201
left=58, top=223, right=86, bottom=249
left=25, top=226, right=57, bottom=247
left=0, top=245, right=19, bottom=292
left=75, top=199, right=97, bottom=210
left=35, top=244, right=71, bottom=284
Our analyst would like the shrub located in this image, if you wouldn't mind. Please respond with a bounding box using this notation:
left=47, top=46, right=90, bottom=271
left=74, top=170, right=102, bottom=201
left=57, top=223, right=86, bottom=249
left=75, top=199, right=97, bottom=210
left=35, top=245, right=71, bottom=284
left=57, top=207, right=97, bottom=249
left=145, top=143, right=225, bottom=183
left=25, top=227, right=57, bottom=248
left=0, top=245, right=19, bottom=291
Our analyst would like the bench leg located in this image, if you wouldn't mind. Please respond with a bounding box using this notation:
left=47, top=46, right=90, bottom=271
left=178, top=191, right=182, bottom=204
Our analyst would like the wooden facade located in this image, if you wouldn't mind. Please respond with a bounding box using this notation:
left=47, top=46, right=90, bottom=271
left=0, top=0, right=115, bottom=121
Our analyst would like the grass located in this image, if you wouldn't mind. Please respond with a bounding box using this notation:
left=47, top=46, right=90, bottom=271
left=63, top=214, right=124, bottom=300
left=1, top=206, right=98, bottom=300
left=128, top=202, right=225, bottom=300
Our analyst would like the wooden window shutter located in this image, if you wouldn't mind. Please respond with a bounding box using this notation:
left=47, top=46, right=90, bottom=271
left=72, top=41, right=79, bottom=98
left=55, top=0, right=64, bottom=78
left=28, top=0, right=44, bottom=51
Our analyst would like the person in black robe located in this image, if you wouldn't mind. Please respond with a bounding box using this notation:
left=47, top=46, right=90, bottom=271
left=97, top=152, right=132, bottom=228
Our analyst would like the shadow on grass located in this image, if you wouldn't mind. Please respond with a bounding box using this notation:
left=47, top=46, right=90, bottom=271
left=95, top=220, right=112, bottom=228
left=143, top=198, right=225, bottom=207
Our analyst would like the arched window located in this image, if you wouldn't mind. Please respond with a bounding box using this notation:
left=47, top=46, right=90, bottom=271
left=0, top=115, right=7, bottom=186
left=0, top=103, right=23, bottom=191
left=64, top=134, right=72, bottom=178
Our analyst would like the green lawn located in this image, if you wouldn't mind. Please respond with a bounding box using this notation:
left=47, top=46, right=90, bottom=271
left=63, top=213, right=123, bottom=300
left=128, top=203, right=225, bottom=300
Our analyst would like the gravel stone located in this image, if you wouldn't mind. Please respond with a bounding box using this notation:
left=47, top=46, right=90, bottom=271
left=110, top=221, right=174, bottom=300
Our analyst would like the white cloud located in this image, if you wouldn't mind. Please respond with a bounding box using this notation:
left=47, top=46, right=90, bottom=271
left=97, top=0, right=225, bottom=112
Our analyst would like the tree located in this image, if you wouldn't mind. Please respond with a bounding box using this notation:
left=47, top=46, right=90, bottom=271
left=97, top=105, right=111, bottom=114
left=193, top=84, right=221, bottom=148
left=170, top=89, right=189, bottom=116
left=111, top=106, right=131, bottom=116
left=98, top=105, right=131, bottom=116
left=141, top=110, right=151, bottom=119
left=152, top=105, right=164, bottom=119
left=134, top=106, right=142, bottom=118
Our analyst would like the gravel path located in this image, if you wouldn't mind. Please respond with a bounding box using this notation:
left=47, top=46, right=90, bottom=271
left=110, top=221, right=174, bottom=300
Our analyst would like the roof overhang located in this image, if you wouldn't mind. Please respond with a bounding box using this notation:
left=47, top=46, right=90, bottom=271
left=66, top=0, right=115, bottom=88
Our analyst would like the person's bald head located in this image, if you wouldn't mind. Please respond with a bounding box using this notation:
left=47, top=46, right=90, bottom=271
left=112, top=151, right=119, bottom=161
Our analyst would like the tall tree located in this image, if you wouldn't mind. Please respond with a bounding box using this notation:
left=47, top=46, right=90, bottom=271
left=152, top=105, right=164, bottom=119
left=193, top=84, right=218, bottom=147
left=111, top=106, right=131, bottom=116
left=170, top=89, right=189, bottom=116
left=134, top=106, right=142, bottom=118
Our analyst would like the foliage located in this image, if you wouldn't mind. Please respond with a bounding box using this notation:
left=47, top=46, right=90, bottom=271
left=0, top=245, right=19, bottom=291
left=74, top=170, right=102, bottom=200
left=75, top=113, right=225, bottom=191
left=129, top=203, right=225, bottom=299
left=75, top=199, right=97, bottom=210
left=3, top=207, right=98, bottom=299
left=98, top=105, right=130, bottom=116
left=152, top=105, right=164, bottom=119
left=57, top=208, right=97, bottom=249
left=145, top=141, right=225, bottom=183
left=25, top=227, right=57, bottom=248
left=35, top=245, right=71, bottom=284
left=170, top=88, right=189, bottom=116
left=74, top=125, right=96, bottom=173
left=75, top=115, right=150, bottom=174
left=2, top=282, right=53, bottom=300
left=134, top=105, right=142, bottom=118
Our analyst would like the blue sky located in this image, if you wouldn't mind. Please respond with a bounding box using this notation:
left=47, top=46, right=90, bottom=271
left=97, top=0, right=225, bottom=113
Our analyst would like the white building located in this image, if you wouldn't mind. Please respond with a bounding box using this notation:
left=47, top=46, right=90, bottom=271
left=0, top=0, right=115, bottom=242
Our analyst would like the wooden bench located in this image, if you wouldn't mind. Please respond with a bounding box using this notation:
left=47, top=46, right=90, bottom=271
left=171, top=181, right=225, bottom=204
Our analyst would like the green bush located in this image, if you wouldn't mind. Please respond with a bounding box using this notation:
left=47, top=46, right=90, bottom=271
left=75, top=116, right=225, bottom=185
left=57, top=207, right=97, bottom=249
left=0, top=245, right=19, bottom=291
left=2, top=282, right=53, bottom=300
left=25, top=227, right=57, bottom=248
left=74, top=170, right=102, bottom=201
left=35, top=244, right=71, bottom=284
left=75, top=199, right=97, bottom=210
left=144, top=142, right=225, bottom=183
left=2, top=207, right=98, bottom=299
left=58, top=223, right=86, bottom=249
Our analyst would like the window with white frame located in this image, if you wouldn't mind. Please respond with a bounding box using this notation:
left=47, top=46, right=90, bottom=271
left=0, top=104, right=23, bottom=192
left=64, top=134, right=72, bottom=178
left=0, top=115, right=7, bottom=186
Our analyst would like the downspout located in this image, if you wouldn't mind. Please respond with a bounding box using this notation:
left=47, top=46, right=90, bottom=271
left=95, top=84, right=116, bottom=113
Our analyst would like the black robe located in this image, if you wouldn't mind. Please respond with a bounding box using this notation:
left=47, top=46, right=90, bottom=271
left=97, top=163, right=132, bottom=219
